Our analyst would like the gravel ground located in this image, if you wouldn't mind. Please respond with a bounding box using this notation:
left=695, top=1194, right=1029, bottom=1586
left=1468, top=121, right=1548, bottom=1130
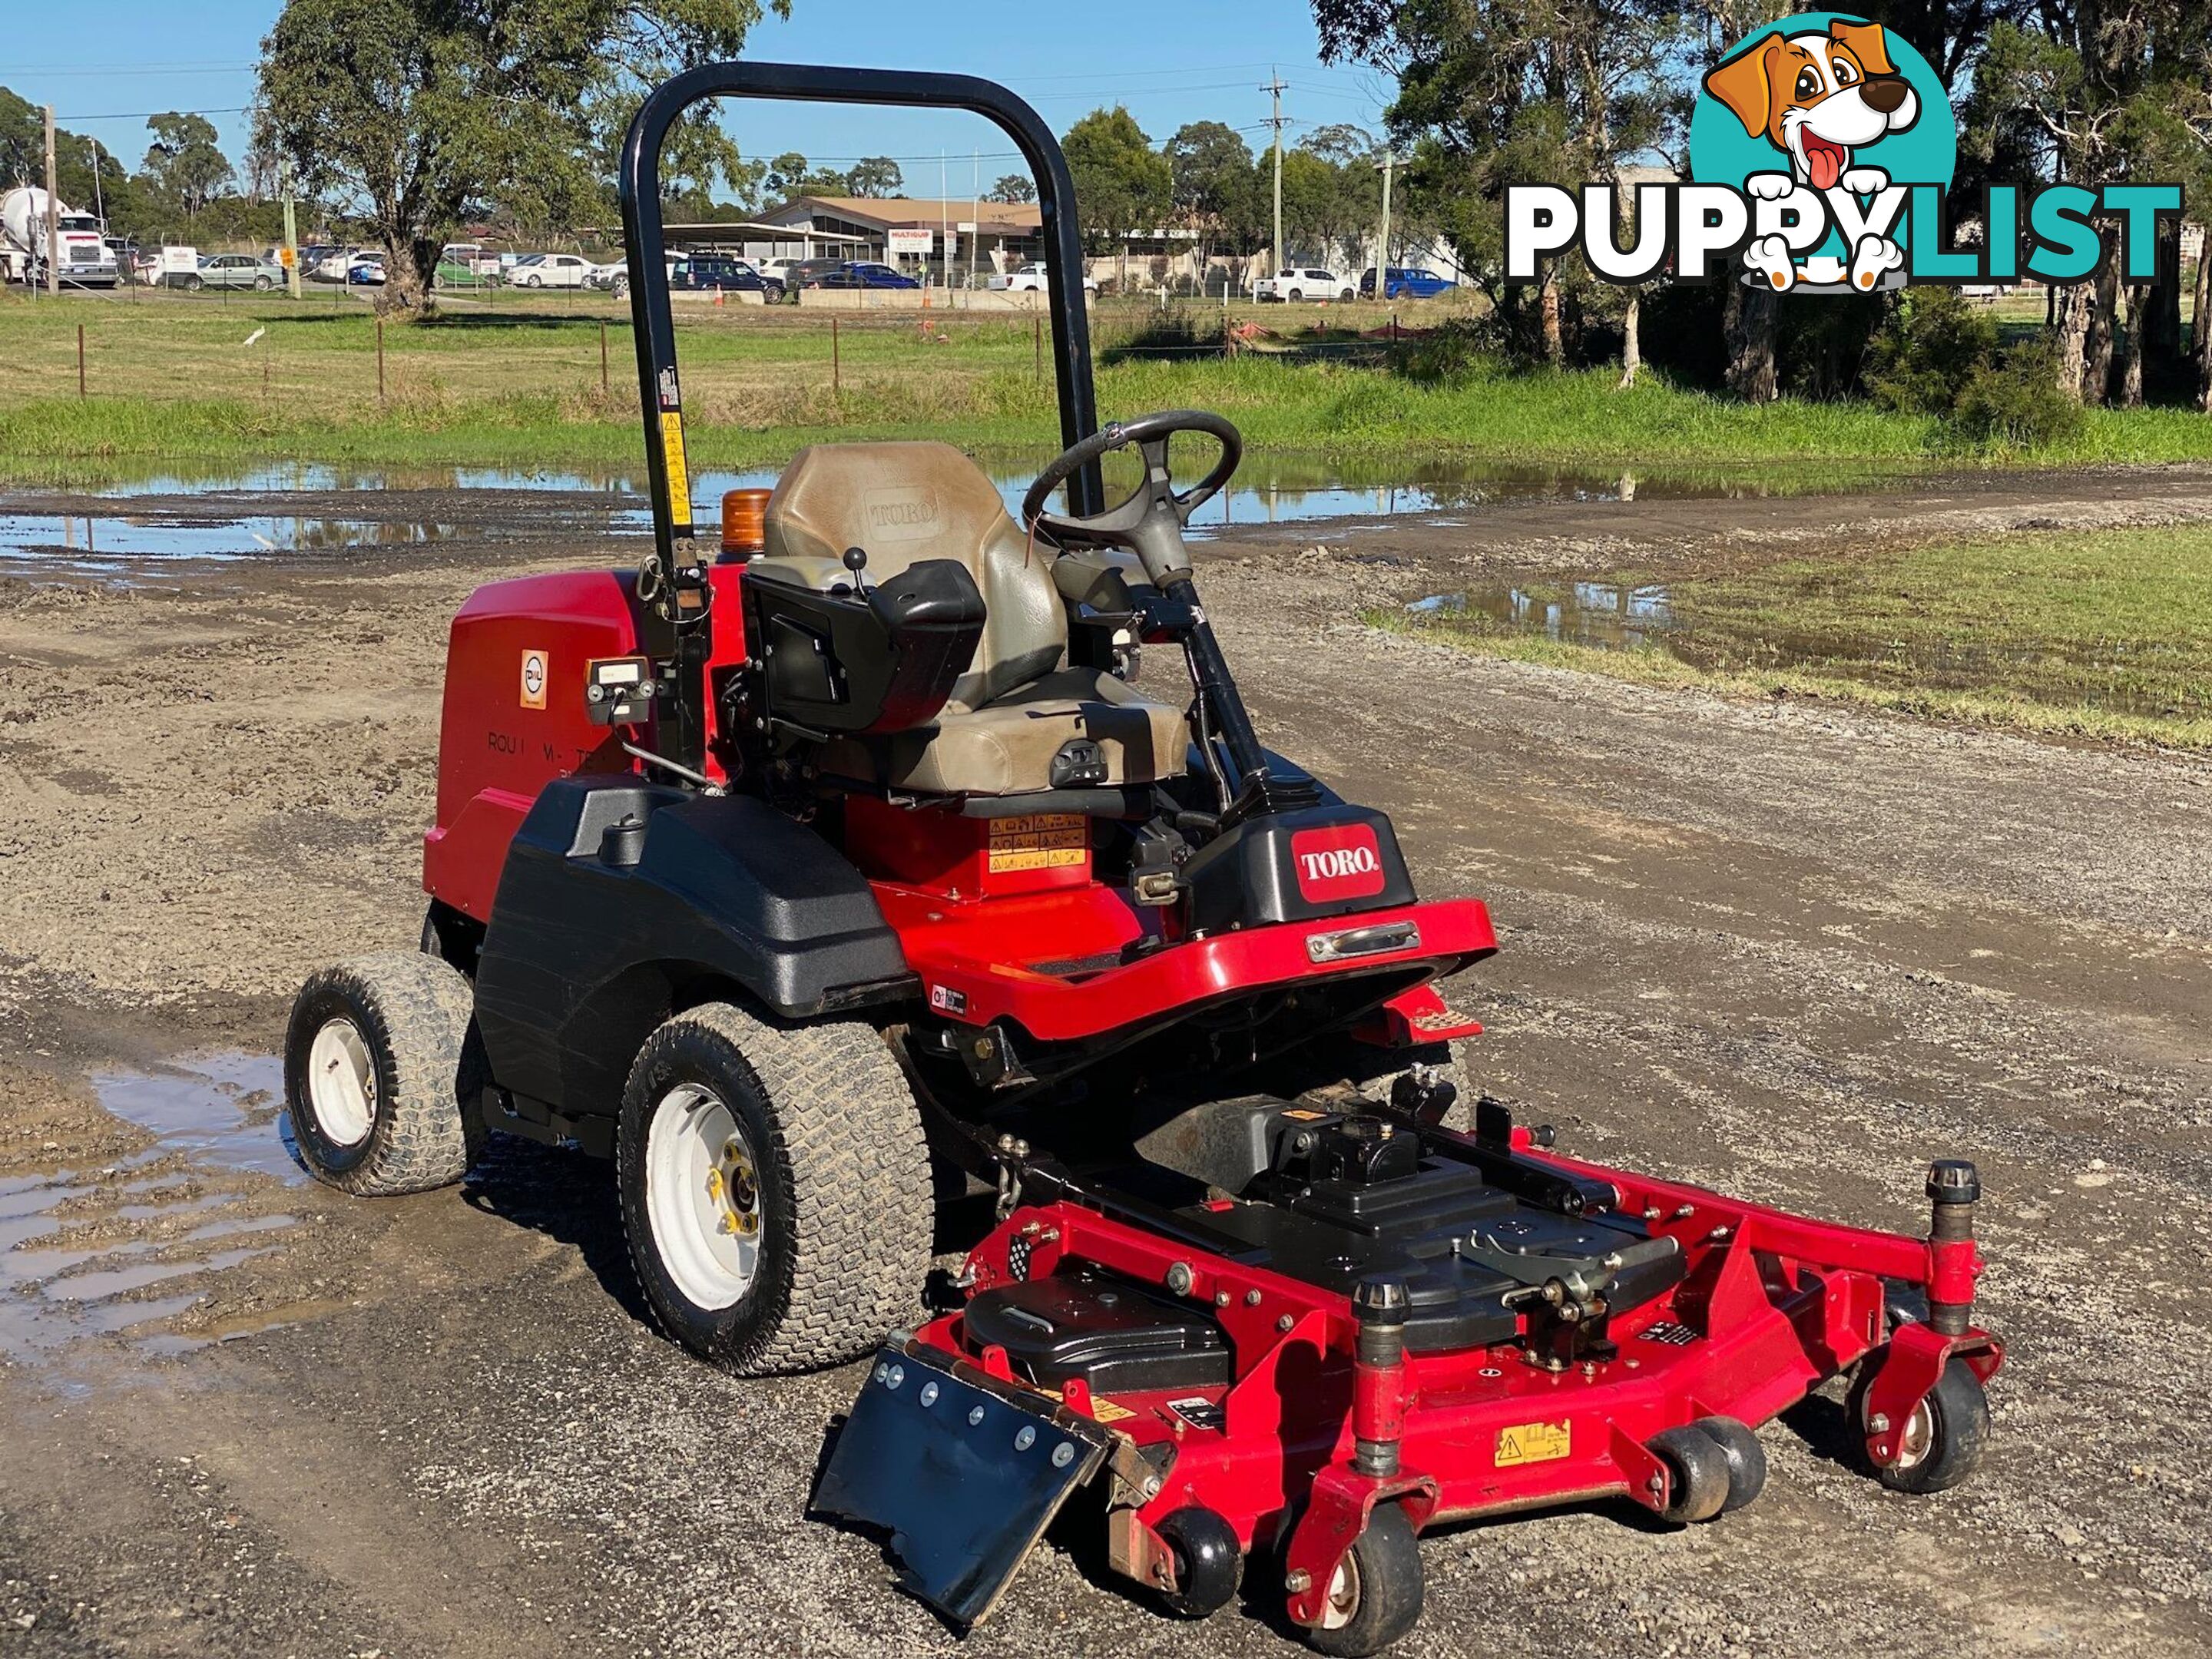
left=1, top=465, right=2208, bottom=1657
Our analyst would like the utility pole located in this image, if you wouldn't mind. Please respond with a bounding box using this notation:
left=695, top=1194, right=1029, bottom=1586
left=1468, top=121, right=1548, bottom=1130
left=281, top=159, right=301, bottom=300
left=42, top=104, right=59, bottom=297
left=1261, top=72, right=1287, bottom=282
left=1375, top=150, right=1404, bottom=292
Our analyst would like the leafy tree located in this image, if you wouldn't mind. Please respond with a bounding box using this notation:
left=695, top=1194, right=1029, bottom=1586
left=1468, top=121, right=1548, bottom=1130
left=1061, top=105, right=1170, bottom=250
left=1303, top=121, right=1376, bottom=167
left=986, top=172, right=1036, bottom=204
left=1164, top=120, right=1256, bottom=251
left=844, top=156, right=903, bottom=197
left=764, top=151, right=811, bottom=200
left=254, top=0, right=779, bottom=312
left=143, top=113, right=233, bottom=220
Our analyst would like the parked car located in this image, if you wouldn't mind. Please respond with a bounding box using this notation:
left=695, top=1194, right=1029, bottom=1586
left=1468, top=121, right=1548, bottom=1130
left=171, top=252, right=286, bottom=292
left=986, top=260, right=1099, bottom=295
left=669, top=256, right=784, bottom=301
left=511, top=252, right=594, bottom=289
left=313, top=246, right=369, bottom=282
left=585, top=259, right=626, bottom=290
left=757, top=257, right=803, bottom=287
left=784, top=257, right=846, bottom=290
left=1359, top=266, right=1457, bottom=300
left=347, top=252, right=386, bottom=286
left=1254, top=267, right=1355, bottom=303
left=806, top=260, right=920, bottom=290
left=435, top=243, right=502, bottom=287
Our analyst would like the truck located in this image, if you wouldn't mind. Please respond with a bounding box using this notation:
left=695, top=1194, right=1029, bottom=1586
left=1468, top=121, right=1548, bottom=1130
left=2, top=187, right=119, bottom=287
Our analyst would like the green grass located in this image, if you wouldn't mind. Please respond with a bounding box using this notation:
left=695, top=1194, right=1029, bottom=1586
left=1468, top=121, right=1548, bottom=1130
left=1387, top=525, right=2212, bottom=749
left=2, top=292, right=2210, bottom=482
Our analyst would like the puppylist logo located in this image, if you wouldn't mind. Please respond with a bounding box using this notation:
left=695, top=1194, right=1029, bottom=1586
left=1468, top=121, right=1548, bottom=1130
left=1506, top=13, right=2181, bottom=295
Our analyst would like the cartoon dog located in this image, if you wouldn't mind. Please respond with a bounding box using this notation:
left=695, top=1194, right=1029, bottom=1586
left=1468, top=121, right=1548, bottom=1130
left=1704, top=19, right=1919, bottom=292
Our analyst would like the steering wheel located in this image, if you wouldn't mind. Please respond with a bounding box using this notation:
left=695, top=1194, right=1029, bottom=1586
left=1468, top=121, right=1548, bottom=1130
left=1021, top=409, right=1242, bottom=586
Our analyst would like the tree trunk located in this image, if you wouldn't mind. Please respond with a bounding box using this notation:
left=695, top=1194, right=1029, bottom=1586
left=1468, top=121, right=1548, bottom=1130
left=1538, top=262, right=1564, bottom=368
left=2191, top=226, right=2211, bottom=410
left=2146, top=220, right=2183, bottom=366
left=379, top=234, right=434, bottom=316
left=2118, top=283, right=2146, bottom=409
left=1616, top=289, right=1641, bottom=390
left=1724, top=280, right=1778, bottom=403
left=2082, top=258, right=2119, bottom=404
left=2053, top=282, right=2094, bottom=402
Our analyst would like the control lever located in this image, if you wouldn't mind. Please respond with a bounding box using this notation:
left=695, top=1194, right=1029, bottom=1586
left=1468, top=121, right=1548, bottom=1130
left=842, top=545, right=872, bottom=593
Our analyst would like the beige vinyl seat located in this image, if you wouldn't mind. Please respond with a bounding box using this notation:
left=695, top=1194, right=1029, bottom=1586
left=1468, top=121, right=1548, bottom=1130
left=753, top=441, right=1187, bottom=796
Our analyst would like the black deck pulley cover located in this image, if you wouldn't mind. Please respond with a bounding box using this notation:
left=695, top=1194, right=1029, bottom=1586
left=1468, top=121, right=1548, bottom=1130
left=964, top=1268, right=1231, bottom=1393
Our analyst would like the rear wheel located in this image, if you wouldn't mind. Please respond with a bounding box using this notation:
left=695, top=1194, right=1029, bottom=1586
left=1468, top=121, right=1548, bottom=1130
left=284, top=953, right=482, bottom=1195
left=185, top=275, right=204, bottom=292
left=1301, top=1502, right=1423, bottom=1657
left=616, top=1004, right=933, bottom=1375
left=255, top=274, right=273, bottom=290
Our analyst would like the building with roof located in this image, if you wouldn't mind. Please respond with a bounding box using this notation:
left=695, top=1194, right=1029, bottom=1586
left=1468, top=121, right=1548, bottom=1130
left=753, top=196, right=1046, bottom=276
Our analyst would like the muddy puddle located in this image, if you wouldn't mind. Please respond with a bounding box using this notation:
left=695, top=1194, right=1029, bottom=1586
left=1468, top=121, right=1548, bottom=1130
left=1, top=1052, right=310, bottom=1367
left=0, top=454, right=1914, bottom=575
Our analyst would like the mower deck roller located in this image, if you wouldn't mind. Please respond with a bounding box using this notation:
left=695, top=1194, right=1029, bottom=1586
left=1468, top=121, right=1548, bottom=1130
left=283, top=61, right=2003, bottom=1657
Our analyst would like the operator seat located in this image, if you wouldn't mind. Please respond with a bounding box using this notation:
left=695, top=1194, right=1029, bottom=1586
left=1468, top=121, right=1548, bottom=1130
left=753, top=442, right=1187, bottom=796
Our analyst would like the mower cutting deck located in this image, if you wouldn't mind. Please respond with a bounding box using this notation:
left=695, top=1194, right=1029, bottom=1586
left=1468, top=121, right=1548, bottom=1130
left=282, top=62, right=2004, bottom=1657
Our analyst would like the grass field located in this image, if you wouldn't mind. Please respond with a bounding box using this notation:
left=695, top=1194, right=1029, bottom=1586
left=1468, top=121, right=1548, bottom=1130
left=1387, top=524, right=2212, bottom=748
left=2, top=287, right=2210, bottom=482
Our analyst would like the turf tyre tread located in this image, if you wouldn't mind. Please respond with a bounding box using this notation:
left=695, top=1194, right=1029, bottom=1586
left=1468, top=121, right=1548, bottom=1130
left=618, top=1004, right=932, bottom=1376
left=284, top=952, right=480, bottom=1197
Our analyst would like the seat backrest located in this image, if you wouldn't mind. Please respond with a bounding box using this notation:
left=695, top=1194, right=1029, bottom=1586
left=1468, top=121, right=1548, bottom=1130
left=759, top=442, right=1064, bottom=709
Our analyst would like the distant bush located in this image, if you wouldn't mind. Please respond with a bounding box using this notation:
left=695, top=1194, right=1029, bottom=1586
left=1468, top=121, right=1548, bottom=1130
left=1098, top=306, right=1226, bottom=365
left=1388, top=317, right=1498, bottom=385
left=1867, top=288, right=2080, bottom=450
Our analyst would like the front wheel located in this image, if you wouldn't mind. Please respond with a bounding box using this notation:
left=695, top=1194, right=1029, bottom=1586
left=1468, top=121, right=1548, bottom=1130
left=616, top=1004, right=933, bottom=1376
left=1301, top=1502, right=1423, bottom=1657
left=255, top=274, right=273, bottom=291
left=1340, top=287, right=1355, bottom=301
left=185, top=275, right=204, bottom=292
left=1848, top=1353, right=1990, bottom=1493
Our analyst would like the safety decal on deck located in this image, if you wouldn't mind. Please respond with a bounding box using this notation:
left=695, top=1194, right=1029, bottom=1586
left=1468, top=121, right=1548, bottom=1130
left=987, top=813, right=1086, bottom=873
left=1038, top=1386, right=1137, bottom=1425
left=519, top=647, right=549, bottom=710
left=1165, top=1397, right=1226, bottom=1432
left=929, top=984, right=968, bottom=1015
left=1494, top=1419, right=1571, bottom=1467
left=660, top=412, right=693, bottom=528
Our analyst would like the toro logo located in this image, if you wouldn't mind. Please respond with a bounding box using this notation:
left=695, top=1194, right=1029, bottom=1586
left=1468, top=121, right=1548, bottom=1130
left=1291, top=823, right=1386, bottom=904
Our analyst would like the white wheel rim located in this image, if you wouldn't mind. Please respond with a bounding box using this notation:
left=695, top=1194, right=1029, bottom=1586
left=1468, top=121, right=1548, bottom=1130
left=1893, top=1397, right=1936, bottom=1470
left=645, top=1084, right=763, bottom=1311
left=1318, top=1551, right=1361, bottom=1631
left=306, top=1017, right=376, bottom=1147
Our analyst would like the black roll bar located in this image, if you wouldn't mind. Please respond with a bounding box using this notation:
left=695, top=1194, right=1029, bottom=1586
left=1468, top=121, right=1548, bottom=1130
left=617, top=61, right=1103, bottom=570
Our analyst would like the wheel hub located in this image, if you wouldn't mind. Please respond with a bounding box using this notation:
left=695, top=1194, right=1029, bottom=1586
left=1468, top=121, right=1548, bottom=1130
left=709, top=1137, right=761, bottom=1239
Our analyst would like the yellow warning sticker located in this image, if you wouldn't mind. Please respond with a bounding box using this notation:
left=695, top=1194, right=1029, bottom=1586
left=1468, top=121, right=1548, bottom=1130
left=988, top=813, right=1087, bottom=874
left=1495, top=1419, right=1571, bottom=1468
left=1279, top=1108, right=1328, bottom=1122
left=1088, top=1398, right=1137, bottom=1424
left=660, top=412, right=693, bottom=528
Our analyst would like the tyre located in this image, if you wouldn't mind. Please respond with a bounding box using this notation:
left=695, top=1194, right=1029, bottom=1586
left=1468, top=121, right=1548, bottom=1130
left=616, top=1003, right=933, bottom=1376
left=1157, top=1507, right=1241, bottom=1618
left=1693, top=1416, right=1768, bottom=1514
left=524, top=273, right=542, bottom=288
left=1302, top=1502, right=1423, bottom=1657
left=1287, top=286, right=1305, bottom=302
left=1340, top=287, right=1355, bottom=301
left=255, top=274, right=273, bottom=290
left=284, top=952, right=482, bottom=1196
left=185, top=275, right=204, bottom=292
left=1650, top=1424, right=1731, bottom=1523
left=1847, top=1354, right=1990, bottom=1494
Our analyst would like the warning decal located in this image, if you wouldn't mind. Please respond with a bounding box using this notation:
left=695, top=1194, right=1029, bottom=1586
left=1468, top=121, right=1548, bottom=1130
left=519, top=647, right=549, bottom=710
left=1495, top=1419, right=1571, bottom=1468
left=660, top=412, right=694, bottom=528
left=988, top=813, right=1086, bottom=874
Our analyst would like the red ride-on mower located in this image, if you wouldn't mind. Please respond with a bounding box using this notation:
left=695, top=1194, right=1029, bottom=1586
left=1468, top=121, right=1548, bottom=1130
left=283, top=65, right=2004, bottom=1656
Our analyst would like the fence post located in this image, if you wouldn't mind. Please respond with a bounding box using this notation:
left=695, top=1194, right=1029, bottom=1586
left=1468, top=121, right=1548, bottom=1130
left=601, top=319, right=610, bottom=395
left=76, top=323, right=84, bottom=399
left=832, top=313, right=840, bottom=396
left=376, top=316, right=386, bottom=403
left=1034, top=311, right=1042, bottom=382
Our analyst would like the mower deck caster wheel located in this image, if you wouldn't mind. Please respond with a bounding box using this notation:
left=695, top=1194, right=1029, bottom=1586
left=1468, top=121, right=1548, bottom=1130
left=1848, top=1354, right=1989, bottom=1494
left=1649, top=1425, right=1732, bottom=1524
left=1300, top=1502, right=1423, bottom=1658
left=1694, top=1416, right=1768, bottom=1514
left=1157, top=1507, right=1241, bottom=1618
left=283, top=952, right=483, bottom=1196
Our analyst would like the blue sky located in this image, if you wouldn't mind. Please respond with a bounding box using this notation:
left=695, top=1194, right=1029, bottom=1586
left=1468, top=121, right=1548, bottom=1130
left=8, top=2, right=1395, bottom=197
